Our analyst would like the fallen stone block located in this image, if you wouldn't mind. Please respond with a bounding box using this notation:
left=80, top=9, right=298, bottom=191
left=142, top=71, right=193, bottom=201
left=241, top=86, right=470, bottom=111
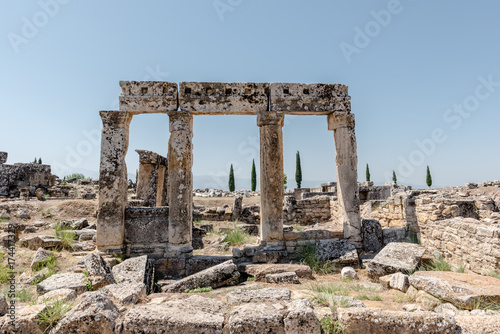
left=366, top=242, right=427, bottom=279
left=390, top=272, right=410, bottom=292
left=36, top=273, right=88, bottom=295
left=82, top=253, right=115, bottom=289
left=115, top=295, right=225, bottom=334
left=31, top=247, right=52, bottom=270
left=341, top=267, right=358, bottom=280
left=19, top=235, right=62, bottom=250
left=239, top=263, right=313, bottom=281
left=266, top=272, right=300, bottom=284
left=226, top=288, right=291, bottom=305
left=337, top=308, right=456, bottom=334
left=315, top=239, right=359, bottom=267
left=455, top=315, right=500, bottom=334
left=409, top=271, right=500, bottom=310
left=101, top=283, right=146, bottom=305
left=112, top=255, right=154, bottom=294
left=51, top=292, right=120, bottom=334
left=37, top=288, right=77, bottom=304
left=161, top=260, right=239, bottom=293
left=226, top=303, right=285, bottom=334
left=284, top=299, right=321, bottom=334
left=0, top=304, right=46, bottom=334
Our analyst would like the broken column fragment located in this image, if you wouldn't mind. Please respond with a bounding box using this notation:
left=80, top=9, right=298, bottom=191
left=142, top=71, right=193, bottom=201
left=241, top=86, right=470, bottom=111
left=135, top=150, right=168, bottom=207
left=328, top=112, right=362, bottom=246
left=258, top=111, right=285, bottom=246
left=97, top=110, right=132, bottom=253
left=166, top=111, right=193, bottom=257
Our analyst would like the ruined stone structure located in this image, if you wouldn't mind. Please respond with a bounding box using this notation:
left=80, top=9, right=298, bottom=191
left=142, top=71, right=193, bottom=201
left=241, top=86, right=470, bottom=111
left=135, top=150, right=168, bottom=207
left=97, top=81, right=360, bottom=257
left=0, top=152, right=54, bottom=198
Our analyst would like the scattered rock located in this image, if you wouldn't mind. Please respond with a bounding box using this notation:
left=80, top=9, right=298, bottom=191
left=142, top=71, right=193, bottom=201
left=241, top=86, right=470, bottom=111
left=59, top=218, right=89, bottom=230
left=82, top=253, right=115, bottom=289
left=51, top=291, right=120, bottom=334
left=78, top=229, right=96, bottom=241
left=389, top=272, right=410, bottom=292
left=409, top=271, right=500, bottom=310
left=70, top=241, right=95, bottom=252
left=362, top=219, right=384, bottom=253
left=36, top=272, right=88, bottom=295
left=19, top=235, right=62, bottom=250
left=161, top=260, right=240, bottom=293
left=284, top=299, right=321, bottom=334
left=31, top=247, right=52, bottom=270
left=341, top=267, right=358, bottom=280
left=101, top=283, right=146, bottom=305
left=226, top=288, right=291, bottom=305
left=0, top=304, right=45, bottom=334
left=15, top=209, right=31, bottom=219
left=266, top=272, right=300, bottom=284
left=227, top=302, right=285, bottom=334
left=37, top=288, right=77, bottom=304
left=455, top=315, right=500, bottom=334
left=337, top=308, right=456, bottom=334
left=331, top=295, right=366, bottom=308
left=112, top=255, right=153, bottom=293
left=315, top=239, right=359, bottom=267
left=366, top=242, right=427, bottom=279
left=115, top=295, right=225, bottom=334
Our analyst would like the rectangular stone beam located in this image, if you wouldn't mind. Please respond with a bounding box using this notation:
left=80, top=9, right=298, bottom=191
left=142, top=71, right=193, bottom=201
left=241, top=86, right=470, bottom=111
left=97, top=110, right=132, bottom=254
left=270, top=83, right=351, bottom=114
left=179, top=82, right=269, bottom=115
left=119, top=81, right=178, bottom=114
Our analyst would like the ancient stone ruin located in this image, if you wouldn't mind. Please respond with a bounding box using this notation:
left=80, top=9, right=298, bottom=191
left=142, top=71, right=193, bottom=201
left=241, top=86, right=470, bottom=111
left=0, top=151, right=54, bottom=198
left=97, top=82, right=360, bottom=260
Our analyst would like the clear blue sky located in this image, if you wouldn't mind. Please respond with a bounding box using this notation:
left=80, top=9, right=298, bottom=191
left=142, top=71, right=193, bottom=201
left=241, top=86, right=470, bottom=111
left=1, top=0, right=499, bottom=190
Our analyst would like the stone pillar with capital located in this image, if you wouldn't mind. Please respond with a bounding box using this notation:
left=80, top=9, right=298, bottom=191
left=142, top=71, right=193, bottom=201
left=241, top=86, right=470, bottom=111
left=258, top=111, right=285, bottom=246
left=97, top=110, right=132, bottom=253
left=328, top=112, right=362, bottom=246
left=166, top=111, right=193, bottom=257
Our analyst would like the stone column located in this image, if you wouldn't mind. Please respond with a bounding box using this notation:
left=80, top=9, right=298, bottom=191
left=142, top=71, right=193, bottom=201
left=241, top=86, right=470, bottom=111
left=258, top=111, right=285, bottom=246
left=166, top=112, right=193, bottom=257
left=97, top=110, right=132, bottom=253
left=327, top=112, right=362, bottom=246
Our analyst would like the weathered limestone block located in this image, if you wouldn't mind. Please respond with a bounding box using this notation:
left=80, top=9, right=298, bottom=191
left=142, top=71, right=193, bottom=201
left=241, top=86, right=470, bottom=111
left=167, top=111, right=193, bottom=257
left=0, top=152, right=7, bottom=164
left=328, top=112, right=361, bottom=246
left=226, top=288, right=291, bottom=304
left=0, top=304, right=45, bottom=334
left=20, top=235, right=61, bottom=250
left=238, top=263, right=313, bottom=281
left=30, top=248, right=52, bottom=270
left=390, top=272, right=410, bottom=292
left=124, top=207, right=169, bottom=252
left=266, top=272, right=300, bottom=284
left=284, top=299, right=321, bottom=334
left=179, top=82, right=268, bottom=114
left=455, top=315, right=500, bottom=334
left=409, top=271, right=500, bottom=310
left=362, top=219, right=384, bottom=253
left=227, top=303, right=285, bottom=334
left=135, top=149, right=168, bottom=206
left=82, top=253, right=116, bottom=289
left=37, top=288, right=77, bottom=304
left=101, top=283, right=146, bottom=305
left=51, top=292, right=120, bottom=334
left=115, top=295, right=225, bottom=334
left=119, top=81, right=178, bottom=113
left=366, top=242, right=427, bottom=279
left=232, top=195, right=243, bottom=220
left=36, top=273, right=88, bottom=295
left=258, top=111, right=284, bottom=244
left=341, top=267, right=358, bottom=280
left=161, top=260, right=239, bottom=292
left=315, top=239, right=360, bottom=267
left=112, top=256, right=153, bottom=294
left=97, top=110, right=132, bottom=253
left=270, top=83, right=350, bottom=114
left=337, top=308, right=456, bottom=334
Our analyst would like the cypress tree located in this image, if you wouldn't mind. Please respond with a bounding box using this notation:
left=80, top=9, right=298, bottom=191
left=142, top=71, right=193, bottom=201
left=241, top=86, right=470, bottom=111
left=366, top=163, right=371, bottom=182
left=33, top=157, right=37, bottom=164
left=251, top=159, right=257, bottom=191
left=426, top=165, right=432, bottom=188
left=38, top=158, right=42, bottom=164
left=392, top=170, right=397, bottom=185
left=284, top=173, right=288, bottom=190
left=228, top=164, right=235, bottom=192
left=295, top=151, right=302, bottom=188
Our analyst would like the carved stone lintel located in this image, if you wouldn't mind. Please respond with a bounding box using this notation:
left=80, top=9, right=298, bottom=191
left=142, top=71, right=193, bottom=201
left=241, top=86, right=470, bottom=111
left=257, top=111, right=284, bottom=127
left=327, top=112, right=355, bottom=131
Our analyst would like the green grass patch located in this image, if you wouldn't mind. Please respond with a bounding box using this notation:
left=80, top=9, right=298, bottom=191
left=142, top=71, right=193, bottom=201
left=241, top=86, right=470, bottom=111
left=319, top=317, right=346, bottom=334
left=357, top=294, right=383, bottom=301
left=487, top=271, right=500, bottom=280
left=54, top=223, right=76, bottom=250
left=185, top=286, right=213, bottom=293
left=0, top=265, right=12, bottom=284
left=37, top=299, right=73, bottom=333
left=33, top=252, right=58, bottom=272
left=225, top=225, right=252, bottom=246
left=83, top=270, right=93, bottom=291
left=0, top=217, right=9, bottom=223
left=16, top=287, right=36, bottom=303
left=393, top=291, right=417, bottom=303
left=246, top=276, right=255, bottom=282
left=422, top=255, right=451, bottom=271
left=297, top=242, right=336, bottom=275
